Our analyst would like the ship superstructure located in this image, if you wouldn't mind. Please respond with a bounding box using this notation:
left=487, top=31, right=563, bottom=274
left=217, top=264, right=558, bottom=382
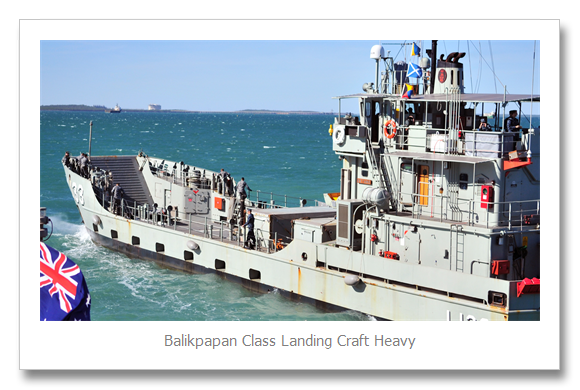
left=62, top=41, right=540, bottom=320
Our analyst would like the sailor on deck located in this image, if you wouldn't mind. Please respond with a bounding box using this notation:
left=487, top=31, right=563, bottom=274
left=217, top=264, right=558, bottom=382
left=505, top=110, right=523, bottom=133
left=219, top=169, right=232, bottom=196
left=242, top=208, right=255, bottom=250
left=478, top=118, right=491, bottom=131
left=62, top=151, right=71, bottom=168
left=236, top=177, right=252, bottom=201
left=79, top=153, right=89, bottom=178
left=111, top=183, right=124, bottom=215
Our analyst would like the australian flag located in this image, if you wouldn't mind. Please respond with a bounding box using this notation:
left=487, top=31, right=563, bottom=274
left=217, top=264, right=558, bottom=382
left=40, top=242, right=91, bottom=321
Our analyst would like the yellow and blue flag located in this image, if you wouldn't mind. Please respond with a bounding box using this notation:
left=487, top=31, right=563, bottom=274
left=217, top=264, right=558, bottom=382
left=411, top=42, right=421, bottom=56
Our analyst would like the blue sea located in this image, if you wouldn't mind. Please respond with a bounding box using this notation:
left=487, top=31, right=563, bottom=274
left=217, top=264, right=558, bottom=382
left=40, top=110, right=373, bottom=321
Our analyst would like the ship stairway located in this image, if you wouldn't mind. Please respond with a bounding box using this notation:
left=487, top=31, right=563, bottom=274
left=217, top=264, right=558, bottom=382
left=232, top=198, right=245, bottom=227
left=367, top=139, right=398, bottom=210
left=90, top=156, right=154, bottom=207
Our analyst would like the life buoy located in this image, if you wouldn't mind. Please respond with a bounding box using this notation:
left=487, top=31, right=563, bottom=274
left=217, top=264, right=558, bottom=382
left=384, top=120, right=397, bottom=139
left=333, top=127, right=346, bottom=145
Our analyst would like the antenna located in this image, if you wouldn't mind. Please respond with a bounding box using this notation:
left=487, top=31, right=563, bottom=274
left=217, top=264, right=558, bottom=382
left=88, top=120, right=93, bottom=161
left=530, top=40, right=537, bottom=125
left=370, top=45, right=385, bottom=93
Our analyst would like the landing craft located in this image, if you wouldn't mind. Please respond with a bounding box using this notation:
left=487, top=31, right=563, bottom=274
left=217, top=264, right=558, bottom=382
left=63, top=41, right=540, bottom=320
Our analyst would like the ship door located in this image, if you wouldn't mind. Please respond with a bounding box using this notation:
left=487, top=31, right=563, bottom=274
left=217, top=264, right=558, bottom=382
left=371, top=101, right=380, bottom=143
left=399, top=161, right=414, bottom=209
left=195, top=191, right=209, bottom=214
left=417, top=165, right=429, bottom=206
left=364, top=100, right=381, bottom=143
left=340, top=168, right=351, bottom=200
left=404, top=230, right=420, bottom=264
left=504, top=170, right=523, bottom=219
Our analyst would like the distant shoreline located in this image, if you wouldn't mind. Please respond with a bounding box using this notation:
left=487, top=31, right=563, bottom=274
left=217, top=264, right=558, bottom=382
left=40, top=105, right=334, bottom=115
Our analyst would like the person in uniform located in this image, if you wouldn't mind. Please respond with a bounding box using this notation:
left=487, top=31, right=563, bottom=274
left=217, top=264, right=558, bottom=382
left=219, top=169, right=231, bottom=195
left=478, top=118, right=491, bottom=131
left=505, top=110, right=523, bottom=133
left=242, top=208, right=255, bottom=250
left=505, top=109, right=526, bottom=149
left=111, top=183, right=124, bottom=215
left=79, top=153, right=88, bottom=178
left=62, top=151, right=71, bottom=168
left=236, top=177, right=252, bottom=201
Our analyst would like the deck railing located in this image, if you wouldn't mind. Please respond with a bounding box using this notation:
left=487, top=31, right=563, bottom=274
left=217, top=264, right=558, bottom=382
left=93, top=183, right=297, bottom=253
left=114, top=200, right=281, bottom=253
left=399, top=188, right=540, bottom=228
left=391, top=126, right=535, bottom=159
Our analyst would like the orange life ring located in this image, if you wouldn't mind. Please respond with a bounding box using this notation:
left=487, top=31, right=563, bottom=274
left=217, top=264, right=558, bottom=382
left=384, top=120, right=397, bottom=139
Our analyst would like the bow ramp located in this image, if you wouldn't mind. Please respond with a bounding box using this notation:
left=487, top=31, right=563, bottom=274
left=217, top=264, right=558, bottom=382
left=90, top=156, right=153, bottom=206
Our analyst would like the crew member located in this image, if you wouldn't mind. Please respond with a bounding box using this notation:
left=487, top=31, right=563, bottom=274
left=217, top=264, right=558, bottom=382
left=219, top=169, right=232, bottom=196
left=62, top=151, right=71, bottom=168
left=79, top=153, right=88, bottom=178
left=236, top=177, right=252, bottom=201
left=111, top=183, right=124, bottom=215
left=505, top=110, right=523, bottom=133
left=478, top=118, right=491, bottom=131
left=242, top=208, right=255, bottom=250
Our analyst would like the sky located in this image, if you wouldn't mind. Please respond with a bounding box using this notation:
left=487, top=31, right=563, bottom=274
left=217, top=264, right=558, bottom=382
left=40, top=40, right=540, bottom=113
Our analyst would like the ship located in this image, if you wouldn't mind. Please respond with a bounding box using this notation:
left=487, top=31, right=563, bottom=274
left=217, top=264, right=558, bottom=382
left=62, top=41, right=540, bottom=321
left=105, top=104, right=122, bottom=113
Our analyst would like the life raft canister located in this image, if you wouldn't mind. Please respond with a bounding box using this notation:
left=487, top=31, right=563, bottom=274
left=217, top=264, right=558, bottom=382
left=384, top=120, right=397, bottom=139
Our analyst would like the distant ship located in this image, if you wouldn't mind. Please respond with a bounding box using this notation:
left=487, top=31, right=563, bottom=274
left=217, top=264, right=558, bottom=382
left=105, top=104, right=122, bottom=113
left=485, top=111, right=495, bottom=118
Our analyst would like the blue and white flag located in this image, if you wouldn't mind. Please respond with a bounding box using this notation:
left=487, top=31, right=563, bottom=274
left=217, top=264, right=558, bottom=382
left=40, top=242, right=91, bottom=321
left=407, top=62, right=423, bottom=78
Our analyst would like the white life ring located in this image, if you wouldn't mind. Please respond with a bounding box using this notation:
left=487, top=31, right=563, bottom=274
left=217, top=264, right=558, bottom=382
left=333, top=127, right=346, bottom=145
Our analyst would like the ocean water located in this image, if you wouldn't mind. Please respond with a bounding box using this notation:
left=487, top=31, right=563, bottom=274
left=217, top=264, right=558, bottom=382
left=40, top=110, right=373, bottom=321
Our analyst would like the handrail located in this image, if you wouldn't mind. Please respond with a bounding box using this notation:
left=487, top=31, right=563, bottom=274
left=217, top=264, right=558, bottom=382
left=247, top=190, right=321, bottom=209
left=109, top=199, right=285, bottom=253
left=395, top=186, right=539, bottom=227
left=390, top=124, right=534, bottom=160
